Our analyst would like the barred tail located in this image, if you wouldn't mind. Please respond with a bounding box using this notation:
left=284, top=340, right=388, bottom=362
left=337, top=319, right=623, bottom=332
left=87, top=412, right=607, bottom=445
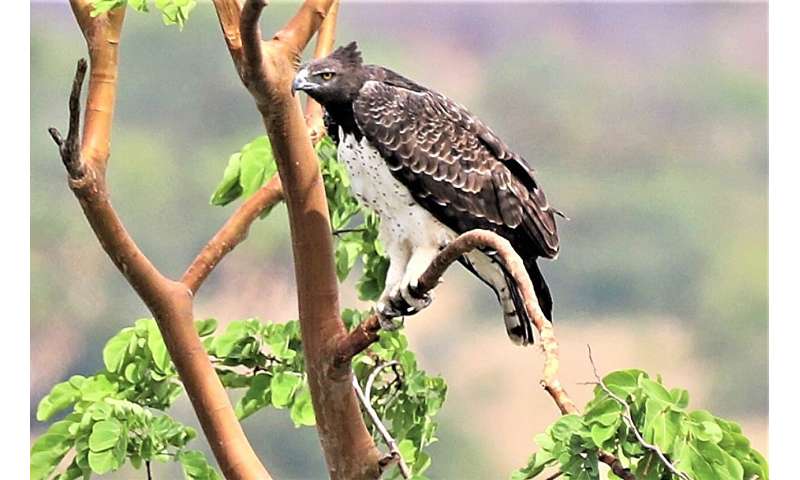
left=503, top=258, right=553, bottom=346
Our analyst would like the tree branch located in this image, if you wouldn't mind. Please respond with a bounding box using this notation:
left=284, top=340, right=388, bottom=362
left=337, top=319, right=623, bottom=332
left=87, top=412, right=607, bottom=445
left=334, top=229, right=634, bottom=478
left=181, top=175, right=283, bottom=294
left=53, top=4, right=271, bottom=479
left=352, top=361, right=411, bottom=479
left=69, top=0, right=124, bottom=175
left=211, top=0, right=244, bottom=72
left=588, top=346, right=688, bottom=480
left=48, top=58, right=87, bottom=179
left=213, top=0, right=384, bottom=478
left=305, top=0, right=340, bottom=142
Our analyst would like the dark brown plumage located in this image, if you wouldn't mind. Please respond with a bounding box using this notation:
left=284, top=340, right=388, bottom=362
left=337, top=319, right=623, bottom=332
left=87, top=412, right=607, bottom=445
left=293, top=42, right=562, bottom=344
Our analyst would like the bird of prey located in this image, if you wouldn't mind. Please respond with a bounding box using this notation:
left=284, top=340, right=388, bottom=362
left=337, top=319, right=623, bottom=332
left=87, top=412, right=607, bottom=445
left=293, top=42, right=562, bottom=345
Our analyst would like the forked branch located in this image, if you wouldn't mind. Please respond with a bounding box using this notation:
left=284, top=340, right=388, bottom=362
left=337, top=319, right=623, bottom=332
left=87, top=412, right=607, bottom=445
left=212, top=0, right=384, bottom=478
left=335, top=229, right=633, bottom=478
left=352, top=361, right=411, bottom=479
left=52, top=3, right=271, bottom=479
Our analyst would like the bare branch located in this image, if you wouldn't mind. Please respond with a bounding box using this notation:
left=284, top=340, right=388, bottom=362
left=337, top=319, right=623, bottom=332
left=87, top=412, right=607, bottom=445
left=213, top=0, right=384, bottom=477
left=587, top=346, right=690, bottom=480
left=305, top=0, right=340, bottom=142
left=364, top=360, right=398, bottom=405
left=353, top=362, right=411, bottom=479
left=334, top=230, right=566, bottom=384
left=211, top=0, right=245, bottom=70
left=273, top=0, right=333, bottom=64
left=56, top=4, right=271, bottom=479
left=181, top=176, right=283, bottom=294
left=240, top=0, right=271, bottom=104
left=49, top=58, right=88, bottom=179
left=334, top=230, right=636, bottom=478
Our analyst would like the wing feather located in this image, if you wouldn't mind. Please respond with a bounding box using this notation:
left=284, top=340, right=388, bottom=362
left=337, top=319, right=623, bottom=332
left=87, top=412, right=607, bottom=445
left=352, top=78, right=560, bottom=258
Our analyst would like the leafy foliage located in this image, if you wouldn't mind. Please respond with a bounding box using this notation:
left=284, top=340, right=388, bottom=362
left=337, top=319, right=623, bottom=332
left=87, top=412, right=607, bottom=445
left=512, top=369, right=769, bottom=480
left=345, top=310, right=447, bottom=479
left=209, top=136, right=277, bottom=208
left=89, top=0, right=197, bottom=29
left=210, top=134, right=390, bottom=300
left=32, top=319, right=219, bottom=480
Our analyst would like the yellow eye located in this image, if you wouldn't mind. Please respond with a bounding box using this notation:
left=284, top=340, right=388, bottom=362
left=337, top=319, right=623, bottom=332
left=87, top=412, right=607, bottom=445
left=320, top=72, right=334, bottom=81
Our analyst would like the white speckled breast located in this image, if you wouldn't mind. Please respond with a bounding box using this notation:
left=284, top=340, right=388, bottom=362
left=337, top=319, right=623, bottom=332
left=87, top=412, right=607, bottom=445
left=338, top=130, right=454, bottom=248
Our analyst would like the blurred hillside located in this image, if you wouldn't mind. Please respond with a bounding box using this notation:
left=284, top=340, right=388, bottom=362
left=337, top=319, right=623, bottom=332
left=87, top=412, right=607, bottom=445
left=31, top=2, right=767, bottom=479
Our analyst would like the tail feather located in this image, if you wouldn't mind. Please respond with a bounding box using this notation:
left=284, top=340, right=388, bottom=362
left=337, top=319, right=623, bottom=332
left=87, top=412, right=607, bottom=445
left=458, top=251, right=554, bottom=346
left=502, top=258, right=553, bottom=345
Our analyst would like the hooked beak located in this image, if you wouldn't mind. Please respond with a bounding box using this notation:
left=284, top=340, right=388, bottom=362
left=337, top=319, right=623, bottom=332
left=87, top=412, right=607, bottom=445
left=292, top=67, right=315, bottom=96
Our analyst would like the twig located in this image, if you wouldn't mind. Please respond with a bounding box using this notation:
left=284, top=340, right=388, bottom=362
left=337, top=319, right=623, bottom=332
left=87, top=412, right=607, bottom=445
left=145, top=460, right=152, bottom=480
left=353, top=365, right=411, bottom=479
left=364, top=360, right=399, bottom=402
left=48, top=58, right=87, bottom=179
left=305, top=0, right=340, bottom=142
left=333, top=227, right=367, bottom=236
left=587, top=346, right=690, bottom=480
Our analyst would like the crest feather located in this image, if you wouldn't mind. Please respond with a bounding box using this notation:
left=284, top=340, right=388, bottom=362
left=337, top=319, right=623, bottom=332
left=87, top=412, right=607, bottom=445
left=330, top=41, right=363, bottom=67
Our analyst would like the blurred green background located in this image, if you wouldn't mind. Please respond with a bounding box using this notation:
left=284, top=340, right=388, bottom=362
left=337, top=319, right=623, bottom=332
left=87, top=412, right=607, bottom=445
left=31, top=2, right=767, bottom=478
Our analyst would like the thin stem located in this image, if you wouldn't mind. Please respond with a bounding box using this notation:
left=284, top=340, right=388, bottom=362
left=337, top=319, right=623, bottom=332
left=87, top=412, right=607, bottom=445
left=365, top=360, right=399, bottom=401
left=352, top=371, right=411, bottom=479
left=587, top=346, right=690, bottom=480
left=145, top=460, right=152, bottom=480
left=333, top=227, right=367, bottom=236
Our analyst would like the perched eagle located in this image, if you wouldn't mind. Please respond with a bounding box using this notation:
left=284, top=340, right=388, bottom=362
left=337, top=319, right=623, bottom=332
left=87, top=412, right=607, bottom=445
left=293, top=42, right=562, bottom=345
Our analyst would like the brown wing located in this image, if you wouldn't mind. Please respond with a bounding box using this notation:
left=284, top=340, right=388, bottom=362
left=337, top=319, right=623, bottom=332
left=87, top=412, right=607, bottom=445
left=352, top=79, right=560, bottom=258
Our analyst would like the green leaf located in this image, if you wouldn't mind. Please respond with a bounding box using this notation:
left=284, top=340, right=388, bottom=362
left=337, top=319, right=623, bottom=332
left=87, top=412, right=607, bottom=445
left=36, top=376, right=84, bottom=421
left=210, top=153, right=243, bottom=206
left=289, top=384, right=316, bottom=427
left=670, top=388, right=690, bottom=408
left=129, top=0, right=149, bottom=12
left=88, top=419, right=123, bottom=452
left=550, top=414, right=582, bottom=441
left=56, top=459, right=87, bottom=480
left=398, top=439, right=417, bottom=464
left=601, top=369, right=645, bottom=398
left=103, top=327, right=136, bottom=373
left=693, top=420, right=724, bottom=444
left=270, top=372, right=302, bottom=408
left=643, top=397, right=682, bottom=453
left=30, top=419, right=74, bottom=480
left=146, top=321, right=171, bottom=372
left=235, top=373, right=271, bottom=420
left=90, top=0, right=125, bottom=16
left=88, top=448, right=117, bottom=475
left=239, top=136, right=275, bottom=198
left=179, top=450, right=222, bottom=480
left=639, top=378, right=673, bottom=404
left=79, top=374, right=118, bottom=402
left=195, top=318, right=218, bottom=337
left=589, top=422, right=618, bottom=448
left=584, top=397, right=622, bottom=426
left=335, top=237, right=362, bottom=281
left=212, top=319, right=251, bottom=357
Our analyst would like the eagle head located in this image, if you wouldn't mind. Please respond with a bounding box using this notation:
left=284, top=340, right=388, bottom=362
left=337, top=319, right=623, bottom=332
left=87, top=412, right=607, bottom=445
left=292, top=41, right=366, bottom=104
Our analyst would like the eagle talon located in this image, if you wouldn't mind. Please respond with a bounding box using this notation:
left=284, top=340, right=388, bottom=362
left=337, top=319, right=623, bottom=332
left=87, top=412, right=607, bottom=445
left=376, top=303, right=404, bottom=331
left=399, top=281, right=432, bottom=314
left=385, top=289, right=419, bottom=316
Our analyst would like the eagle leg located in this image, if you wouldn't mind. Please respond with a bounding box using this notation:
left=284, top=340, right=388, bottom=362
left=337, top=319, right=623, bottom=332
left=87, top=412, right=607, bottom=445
left=392, top=246, right=439, bottom=314
left=375, top=302, right=404, bottom=331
